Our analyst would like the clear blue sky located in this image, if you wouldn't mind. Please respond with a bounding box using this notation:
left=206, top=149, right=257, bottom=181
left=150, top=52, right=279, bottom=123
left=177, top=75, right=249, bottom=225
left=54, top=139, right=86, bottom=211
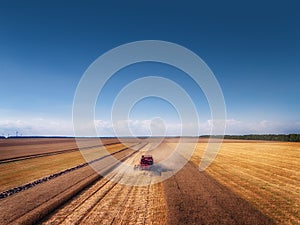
left=0, top=0, right=299, bottom=136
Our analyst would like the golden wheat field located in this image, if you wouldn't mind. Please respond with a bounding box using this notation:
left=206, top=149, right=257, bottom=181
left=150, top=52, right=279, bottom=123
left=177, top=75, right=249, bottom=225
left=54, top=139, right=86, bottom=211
left=0, top=138, right=299, bottom=224
left=190, top=141, right=300, bottom=224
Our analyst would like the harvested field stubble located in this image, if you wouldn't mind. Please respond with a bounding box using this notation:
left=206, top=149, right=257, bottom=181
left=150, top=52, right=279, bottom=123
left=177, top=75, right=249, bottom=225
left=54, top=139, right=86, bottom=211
left=0, top=142, right=144, bottom=225
left=0, top=138, right=119, bottom=161
left=40, top=143, right=167, bottom=225
left=190, top=141, right=300, bottom=225
left=0, top=138, right=298, bottom=225
left=0, top=142, right=131, bottom=192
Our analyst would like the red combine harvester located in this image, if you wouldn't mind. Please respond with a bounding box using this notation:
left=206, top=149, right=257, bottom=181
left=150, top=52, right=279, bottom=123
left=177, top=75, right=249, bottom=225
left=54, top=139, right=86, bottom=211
left=140, top=155, right=153, bottom=170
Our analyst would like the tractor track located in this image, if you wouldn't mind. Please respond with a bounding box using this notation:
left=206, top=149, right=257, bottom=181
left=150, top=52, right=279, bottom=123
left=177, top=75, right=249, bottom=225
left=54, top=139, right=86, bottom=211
left=41, top=147, right=142, bottom=224
left=75, top=174, right=136, bottom=225
left=76, top=152, right=141, bottom=225
left=51, top=178, right=114, bottom=223
left=48, top=146, right=147, bottom=223
left=40, top=143, right=165, bottom=225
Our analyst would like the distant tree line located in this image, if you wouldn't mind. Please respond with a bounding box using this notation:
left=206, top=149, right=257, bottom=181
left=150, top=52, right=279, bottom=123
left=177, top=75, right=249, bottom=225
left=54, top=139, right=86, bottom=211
left=201, top=134, right=300, bottom=142
left=1, top=135, right=300, bottom=142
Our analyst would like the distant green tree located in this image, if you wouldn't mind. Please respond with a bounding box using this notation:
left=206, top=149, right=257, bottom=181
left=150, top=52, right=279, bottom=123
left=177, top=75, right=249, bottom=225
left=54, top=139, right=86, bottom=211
left=218, top=134, right=300, bottom=142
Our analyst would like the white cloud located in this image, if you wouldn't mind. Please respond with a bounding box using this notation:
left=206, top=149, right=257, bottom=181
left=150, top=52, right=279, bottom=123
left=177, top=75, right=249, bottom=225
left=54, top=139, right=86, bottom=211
left=224, top=119, right=300, bottom=134
left=0, top=118, right=74, bottom=136
left=94, top=119, right=167, bottom=136
left=0, top=118, right=299, bottom=137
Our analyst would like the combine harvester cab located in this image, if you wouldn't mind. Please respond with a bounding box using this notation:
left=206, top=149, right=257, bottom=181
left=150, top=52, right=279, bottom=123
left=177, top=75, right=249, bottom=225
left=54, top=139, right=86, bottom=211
left=140, top=155, right=153, bottom=170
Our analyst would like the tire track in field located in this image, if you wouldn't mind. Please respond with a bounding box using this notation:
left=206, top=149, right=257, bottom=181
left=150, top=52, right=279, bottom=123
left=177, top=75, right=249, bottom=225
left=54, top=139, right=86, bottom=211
left=57, top=152, right=141, bottom=224
left=41, top=148, right=142, bottom=224
left=41, top=143, right=167, bottom=225
left=78, top=153, right=146, bottom=225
